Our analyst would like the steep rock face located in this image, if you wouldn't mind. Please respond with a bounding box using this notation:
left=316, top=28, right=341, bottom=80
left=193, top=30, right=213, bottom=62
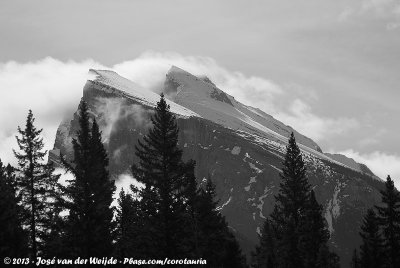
left=50, top=69, right=384, bottom=267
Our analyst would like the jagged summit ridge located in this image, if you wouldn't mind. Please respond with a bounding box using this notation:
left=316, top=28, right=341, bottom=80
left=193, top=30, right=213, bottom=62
left=88, top=69, right=200, bottom=118
left=88, top=67, right=369, bottom=174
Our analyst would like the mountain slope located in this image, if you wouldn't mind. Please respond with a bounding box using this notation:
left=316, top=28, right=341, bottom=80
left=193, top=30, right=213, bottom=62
left=50, top=67, right=384, bottom=267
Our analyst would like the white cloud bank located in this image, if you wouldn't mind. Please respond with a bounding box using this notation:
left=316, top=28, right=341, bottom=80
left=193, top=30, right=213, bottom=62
left=275, top=99, right=360, bottom=142
left=0, top=57, right=105, bottom=165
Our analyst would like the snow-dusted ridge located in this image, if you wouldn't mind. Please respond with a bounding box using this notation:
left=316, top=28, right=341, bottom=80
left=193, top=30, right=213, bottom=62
left=87, top=68, right=371, bottom=176
left=163, top=66, right=367, bottom=173
left=88, top=69, right=200, bottom=118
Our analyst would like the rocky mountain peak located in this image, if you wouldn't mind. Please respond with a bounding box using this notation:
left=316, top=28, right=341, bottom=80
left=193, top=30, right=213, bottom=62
left=50, top=67, right=385, bottom=267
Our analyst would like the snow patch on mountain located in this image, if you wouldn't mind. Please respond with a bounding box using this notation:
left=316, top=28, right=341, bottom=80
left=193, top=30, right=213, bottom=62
left=217, top=188, right=234, bottom=211
left=231, top=146, right=241, bottom=155
left=324, top=181, right=346, bottom=234
left=249, top=162, right=262, bottom=174
left=257, top=185, right=273, bottom=219
left=269, top=164, right=282, bottom=173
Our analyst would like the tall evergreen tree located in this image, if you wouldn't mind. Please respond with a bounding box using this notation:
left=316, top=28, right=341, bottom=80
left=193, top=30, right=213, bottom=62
left=0, top=160, right=27, bottom=257
left=255, top=133, right=339, bottom=268
left=131, top=94, right=191, bottom=258
left=195, top=178, right=247, bottom=267
left=299, top=190, right=330, bottom=268
left=40, top=165, right=66, bottom=259
left=375, top=175, right=400, bottom=268
left=114, top=189, right=139, bottom=259
left=62, top=101, right=115, bottom=258
left=130, top=94, right=246, bottom=265
left=13, top=110, right=60, bottom=259
left=358, top=209, right=383, bottom=268
left=271, top=132, right=311, bottom=268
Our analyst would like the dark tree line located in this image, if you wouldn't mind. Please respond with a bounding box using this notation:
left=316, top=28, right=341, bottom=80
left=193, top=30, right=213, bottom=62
left=251, top=133, right=340, bottom=268
left=351, top=175, right=400, bottom=268
left=0, top=96, right=246, bottom=267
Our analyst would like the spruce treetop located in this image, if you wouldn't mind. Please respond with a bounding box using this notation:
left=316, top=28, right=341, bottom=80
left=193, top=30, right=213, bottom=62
left=14, top=110, right=46, bottom=167
left=276, top=132, right=311, bottom=221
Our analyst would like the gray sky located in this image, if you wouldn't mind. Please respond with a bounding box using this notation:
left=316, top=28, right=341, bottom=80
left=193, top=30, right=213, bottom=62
left=0, top=0, right=399, bottom=183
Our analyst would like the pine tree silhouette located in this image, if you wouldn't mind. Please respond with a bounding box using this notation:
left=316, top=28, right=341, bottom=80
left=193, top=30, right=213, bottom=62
left=131, top=94, right=190, bottom=258
left=62, top=101, right=115, bottom=258
left=0, top=160, right=28, bottom=257
left=272, top=132, right=311, bottom=268
left=299, top=190, right=330, bottom=268
left=13, top=110, right=60, bottom=259
left=254, top=133, right=339, bottom=268
left=130, top=94, right=246, bottom=264
left=196, top=178, right=247, bottom=267
left=114, top=189, right=140, bottom=259
left=359, top=209, right=384, bottom=268
left=375, top=175, right=400, bottom=268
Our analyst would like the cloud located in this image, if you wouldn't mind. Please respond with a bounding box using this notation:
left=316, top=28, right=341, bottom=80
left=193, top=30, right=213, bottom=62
left=112, top=173, right=144, bottom=208
left=113, top=51, right=284, bottom=115
left=54, top=167, right=144, bottom=211
left=54, top=167, right=74, bottom=187
left=337, top=149, right=400, bottom=188
left=112, top=144, right=128, bottom=163
left=0, top=57, right=104, bottom=165
left=94, top=97, right=152, bottom=143
left=275, top=99, right=359, bottom=142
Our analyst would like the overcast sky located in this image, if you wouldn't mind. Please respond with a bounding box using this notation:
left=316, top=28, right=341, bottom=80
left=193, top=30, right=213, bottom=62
left=0, top=0, right=399, bottom=185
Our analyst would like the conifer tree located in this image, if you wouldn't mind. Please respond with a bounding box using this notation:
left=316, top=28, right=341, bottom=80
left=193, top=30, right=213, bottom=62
left=131, top=94, right=190, bottom=258
left=299, top=190, right=330, bottom=268
left=375, top=175, right=400, bottom=268
left=181, top=160, right=201, bottom=257
left=195, top=178, right=247, bottom=267
left=62, top=101, right=115, bottom=258
left=0, top=160, right=27, bottom=257
left=114, top=189, right=139, bottom=259
left=256, top=133, right=339, bottom=268
left=358, top=209, right=383, bottom=268
left=40, top=165, right=66, bottom=259
left=131, top=95, right=246, bottom=264
left=271, top=132, right=311, bottom=268
left=13, top=110, right=60, bottom=259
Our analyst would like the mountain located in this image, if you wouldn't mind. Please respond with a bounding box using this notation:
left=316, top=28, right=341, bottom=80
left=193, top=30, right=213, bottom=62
left=49, top=67, right=384, bottom=267
left=325, top=153, right=378, bottom=178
